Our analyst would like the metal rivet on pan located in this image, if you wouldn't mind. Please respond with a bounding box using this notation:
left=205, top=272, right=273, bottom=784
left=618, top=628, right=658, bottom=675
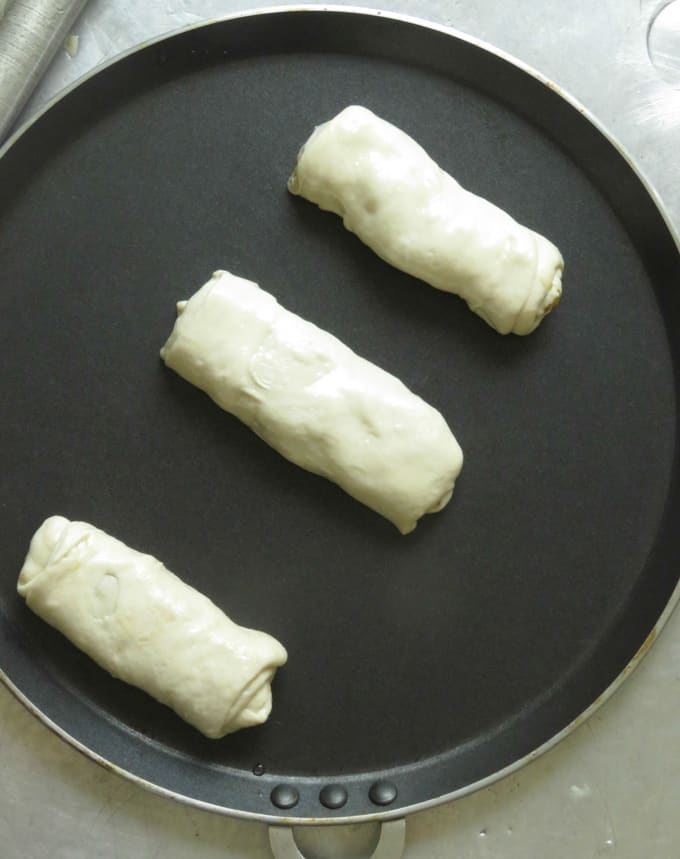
left=319, top=785, right=348, bottom=809
left=368, top=780, right=398, bottom=806
left=252, top=763, right=265, bottom=777
left=270, top=784, right=299, bottom=809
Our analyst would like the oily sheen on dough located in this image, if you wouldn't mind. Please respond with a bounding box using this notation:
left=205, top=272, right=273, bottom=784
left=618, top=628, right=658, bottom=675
left=160, top=270, right=463, bottom=534
left=17, top=516, right=287, bottom=738
left=288, top=105, right=564, bottom=335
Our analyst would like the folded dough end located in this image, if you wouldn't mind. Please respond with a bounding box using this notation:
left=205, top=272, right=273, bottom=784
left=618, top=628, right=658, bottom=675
left=193, top=668, right=278, bottom=739
left=428, top=487, right=454, bottom=516
left=512, top=241, right=564, bottom=336
left=287, top=164, right=301, bottom=195
left=393, top=470, right=459, bottom=535
left=221, top=670, right=276, bottom=736
left=17, top=515, right=70, bottom=595
left=543, top=266, right=563, bottom=316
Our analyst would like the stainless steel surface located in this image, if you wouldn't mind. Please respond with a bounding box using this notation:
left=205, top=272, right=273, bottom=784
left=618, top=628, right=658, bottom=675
left=2, top=1, right=680, bottom=857
left=0, top=0, right=88, bottom=140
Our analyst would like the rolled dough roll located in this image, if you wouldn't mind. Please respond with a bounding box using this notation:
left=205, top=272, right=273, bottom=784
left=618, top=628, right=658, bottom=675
left=17, top=516, right=287, bottom=738
left=160, top=270, right=463, bottom=534
left=288, top=105, right=564, bottom=335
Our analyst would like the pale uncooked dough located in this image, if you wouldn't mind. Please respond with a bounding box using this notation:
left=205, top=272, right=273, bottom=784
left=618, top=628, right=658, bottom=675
left=288, top=105, right=564, bottom=335
left=160, top=270, right=463, bottom=534
left=17, top=516, right=287, bottom=738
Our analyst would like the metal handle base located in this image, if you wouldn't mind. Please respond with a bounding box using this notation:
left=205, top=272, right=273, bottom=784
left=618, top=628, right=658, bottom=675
left=269, top=819, right=406, bottom=859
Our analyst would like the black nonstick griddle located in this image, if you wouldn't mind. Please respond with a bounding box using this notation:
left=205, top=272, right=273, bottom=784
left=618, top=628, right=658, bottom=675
left=1, top=7, right=679, bottom=826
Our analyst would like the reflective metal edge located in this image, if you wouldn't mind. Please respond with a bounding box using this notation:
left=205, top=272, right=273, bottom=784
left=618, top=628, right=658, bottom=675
left=1, top=2, right=680, bottom=828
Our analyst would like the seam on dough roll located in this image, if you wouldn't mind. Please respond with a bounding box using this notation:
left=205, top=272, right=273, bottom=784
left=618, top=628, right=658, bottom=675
left=160, top=270, right=464, bottom=534
left=288, top=105, right=564, bottom=336
left=17, top=516, right=287, bottom=739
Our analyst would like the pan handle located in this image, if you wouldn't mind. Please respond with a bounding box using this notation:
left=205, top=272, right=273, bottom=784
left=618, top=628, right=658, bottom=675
left=268, top=819, right=406, bottom=859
